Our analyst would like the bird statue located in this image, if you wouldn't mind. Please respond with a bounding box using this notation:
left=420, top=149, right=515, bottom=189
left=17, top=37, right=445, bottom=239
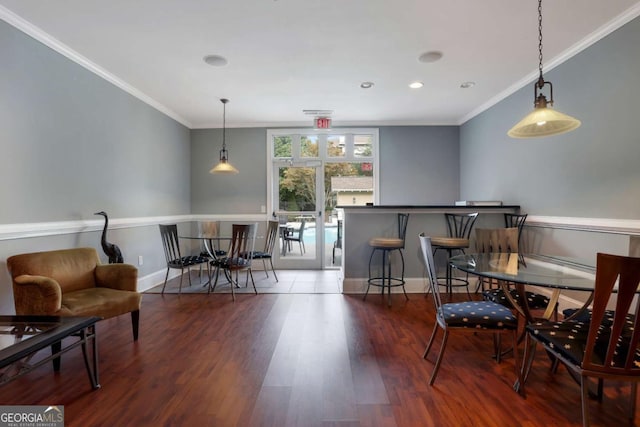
left=94, top=211, right=124, bottom=263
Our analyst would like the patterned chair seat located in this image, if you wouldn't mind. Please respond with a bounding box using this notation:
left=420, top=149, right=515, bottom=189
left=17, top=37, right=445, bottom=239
left=439, top=301, right=518, bottom=329
left=526, top=319, right=640, bottom=368
left=483, top=288, right=552, bottom=310
left=562, top=307, right=636, bottom=325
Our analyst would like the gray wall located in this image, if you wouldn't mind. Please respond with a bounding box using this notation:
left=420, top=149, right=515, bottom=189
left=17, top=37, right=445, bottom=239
left=191, top=128, right=268, bottom=214
left=460, top=16, right=640, bottom=220
left=189, top=125, right=460, bottom=212
left=378, top=126, right=459, bottom=205
left=0, top=20, right=191, bottom=312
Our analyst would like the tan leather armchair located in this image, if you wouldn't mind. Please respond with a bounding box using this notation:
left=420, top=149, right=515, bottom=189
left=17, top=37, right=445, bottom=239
left=7, top=247, right=141, bottom=341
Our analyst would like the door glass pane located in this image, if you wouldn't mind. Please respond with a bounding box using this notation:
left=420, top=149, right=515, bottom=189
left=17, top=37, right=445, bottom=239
left=327, top=135, right=346, bottom=158
left=301, top=135, right=318, bottom=158
left=354, top=134, right=373, bottom=157
left=278, top=166, right=316, bottom=211
left=274, top=136, right=292, bottom=157
left=326, top=162, right=374, bottom=208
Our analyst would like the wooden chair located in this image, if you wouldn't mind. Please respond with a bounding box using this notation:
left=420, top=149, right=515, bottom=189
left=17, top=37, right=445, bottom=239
left=419, top=233, right=519, bottom=385
left=158, top=224, right=209, bottom=294
left=521, top=253, right=640, bottom=426
left=209, top=223, right=258, bottom=300
left=249, top=220, right=279, bottom=281
left=477, top=227, right=556, bottom=319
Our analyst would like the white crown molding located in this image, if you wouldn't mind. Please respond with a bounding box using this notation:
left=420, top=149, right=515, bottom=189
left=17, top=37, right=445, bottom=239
left=526, top=215, right=640, bottom=235
left=458, top=3, right=640, bottom=125
left=0, top=5, right=192, bottom=129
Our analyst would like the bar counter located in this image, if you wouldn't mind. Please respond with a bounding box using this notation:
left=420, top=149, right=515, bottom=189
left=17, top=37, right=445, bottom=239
left=337, top=204, right=520, bottom=294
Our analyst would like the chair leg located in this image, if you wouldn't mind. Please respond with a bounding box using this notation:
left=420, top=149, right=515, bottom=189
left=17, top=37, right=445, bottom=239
left=161, top=268, right=170, bottom=294
left=423, top=324, right=439, bottom=359
left=269, top=258, right=278, bottom=282
left=262, top=259, right=269, bottom=278
left=429, top=328, right=449, bottom=385
left=248, top=269, right=257, bottom=295
left=364, top=248, right=377, bottom=300
left=131, top=310, right=139, bottom=341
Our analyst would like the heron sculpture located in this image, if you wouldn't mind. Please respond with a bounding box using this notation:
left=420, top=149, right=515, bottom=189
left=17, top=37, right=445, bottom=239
left=94, top=211, right=124, bottom=263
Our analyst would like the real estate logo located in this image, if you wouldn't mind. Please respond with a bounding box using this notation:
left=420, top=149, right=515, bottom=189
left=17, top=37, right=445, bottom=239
left=0, top=405, right=64, bottom=427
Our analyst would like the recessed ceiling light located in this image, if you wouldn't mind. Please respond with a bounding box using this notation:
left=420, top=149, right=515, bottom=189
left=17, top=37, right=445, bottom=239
left=409, top=81, right=424, bottom=89
left=460, top=81, right=476, bottom=89
left=203, top=55, right=228, bottom=67
left=360, top=81, right=374, bottom=89
left=418, top=51, right=443, bottom=63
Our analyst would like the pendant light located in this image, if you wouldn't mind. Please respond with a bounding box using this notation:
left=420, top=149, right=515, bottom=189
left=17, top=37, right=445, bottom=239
left=508, top=0, right=581, bottom=138
left=210, top=98, right=239, bottom=174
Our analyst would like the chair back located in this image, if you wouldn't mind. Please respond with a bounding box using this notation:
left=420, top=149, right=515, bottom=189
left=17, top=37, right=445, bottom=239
left=159, top=224, right=182, bottom=263
left=227, top=223, right=258, bottom=268
left=199, top=221, right=221, bottom=238
left=504, top=213, right=527, bottom=245
left=475, top=228, right=519, bottom=253
left=582, top=253, right=640, bottom=375
left=297, top=218, right=307, bottom=238
left=397, top=213, right=410, bottom=248
left=444, top=212, right=478, bottom=239
left=264, top=220, right=279, bottom=254
left=419, top=233, right=443, bottom=312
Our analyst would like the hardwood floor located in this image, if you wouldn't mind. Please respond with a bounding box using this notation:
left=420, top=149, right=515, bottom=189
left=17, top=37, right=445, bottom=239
left=0, top=291, right=637, bottom=426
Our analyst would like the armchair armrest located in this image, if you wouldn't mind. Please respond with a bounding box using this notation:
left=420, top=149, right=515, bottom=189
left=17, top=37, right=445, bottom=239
left=95, top=263, right=138, bottom=292
left=13, top=274, right=63, bottom=314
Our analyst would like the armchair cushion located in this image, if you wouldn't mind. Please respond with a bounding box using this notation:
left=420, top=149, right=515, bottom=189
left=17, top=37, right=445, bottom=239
left=7, top=248, right=141, bottom=339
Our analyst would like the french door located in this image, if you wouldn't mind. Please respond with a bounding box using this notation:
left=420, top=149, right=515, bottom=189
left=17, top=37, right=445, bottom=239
left=267, top=129, right=379, bottom=270
left=272, top=161, right=323, bottom=269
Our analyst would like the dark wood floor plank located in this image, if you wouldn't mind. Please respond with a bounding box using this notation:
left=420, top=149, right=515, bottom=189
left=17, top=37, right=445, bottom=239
left=0, top=290, right=638, bottom=426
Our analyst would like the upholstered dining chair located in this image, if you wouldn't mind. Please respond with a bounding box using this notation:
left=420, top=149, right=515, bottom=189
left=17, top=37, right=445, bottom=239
left=419, top=233, right=519, bottom=385
left=209, top=223, right=258, bottom=300
left=520, top=253, right=640, bottom=426
left=158, top=224, right=209, bottom=294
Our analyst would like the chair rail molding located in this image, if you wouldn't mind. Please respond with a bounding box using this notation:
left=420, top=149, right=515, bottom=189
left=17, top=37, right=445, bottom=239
left=0, top=214, right=269, bottom=241
left=526, top=216, right=640, bottom=236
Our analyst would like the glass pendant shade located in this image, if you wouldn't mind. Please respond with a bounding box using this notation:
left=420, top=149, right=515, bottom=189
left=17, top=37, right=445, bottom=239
left=508, top=105, right=581, bottom=138
left=508, top=0, right=581, bottom=139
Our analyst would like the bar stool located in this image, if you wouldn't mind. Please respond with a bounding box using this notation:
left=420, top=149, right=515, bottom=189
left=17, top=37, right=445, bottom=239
left=364, top=213, right=410, bottom=306
left=431, top=212, right=478, bottom=300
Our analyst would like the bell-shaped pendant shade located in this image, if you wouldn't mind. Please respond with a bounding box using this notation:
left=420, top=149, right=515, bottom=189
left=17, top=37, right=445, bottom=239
left=508, top=106, right=581, bottom=138
left=210, top=158, right=239, bottom=174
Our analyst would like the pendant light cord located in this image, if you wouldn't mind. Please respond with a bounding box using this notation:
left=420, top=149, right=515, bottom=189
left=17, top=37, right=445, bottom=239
left=537, top=0, right=544, bottom=81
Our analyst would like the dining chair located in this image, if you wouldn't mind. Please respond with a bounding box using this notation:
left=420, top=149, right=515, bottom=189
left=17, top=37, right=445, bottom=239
left=249, top=220, right=279, bottom=281
left=419, top=233, right=519, bottom=385
left=520, top=253, right=640, bottom=426
left=476, top=227, right=556, bottom=319
left=504, top=213, right=528, bottom=263
left=158, top=224, right=210, bottom=294
left=198, top=220, right=227, bottom=258
left=284, top=218, right=306, bottom=255
left=209, top=223, right=258, bottom=300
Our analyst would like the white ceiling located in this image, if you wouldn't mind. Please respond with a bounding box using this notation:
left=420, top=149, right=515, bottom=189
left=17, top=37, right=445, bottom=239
left=2, top=0, right=640, bottom=129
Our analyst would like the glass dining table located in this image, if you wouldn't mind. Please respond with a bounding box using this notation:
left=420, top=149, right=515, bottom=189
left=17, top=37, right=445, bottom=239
left=449, top=253, right=596, bottom=322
